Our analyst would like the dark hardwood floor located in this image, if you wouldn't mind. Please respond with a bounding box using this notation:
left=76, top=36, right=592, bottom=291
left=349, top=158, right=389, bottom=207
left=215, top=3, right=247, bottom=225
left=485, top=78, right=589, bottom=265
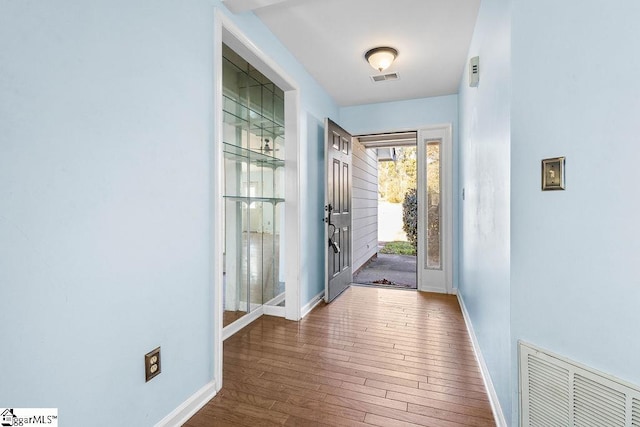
left=185, top=286, right=496, bottom=426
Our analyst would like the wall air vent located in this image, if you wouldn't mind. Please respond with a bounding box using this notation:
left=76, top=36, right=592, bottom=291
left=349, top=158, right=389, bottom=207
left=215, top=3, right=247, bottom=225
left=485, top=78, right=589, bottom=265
left=520, top=341, right=640, bottom=427
left=371, top=72, right=399, bottom=83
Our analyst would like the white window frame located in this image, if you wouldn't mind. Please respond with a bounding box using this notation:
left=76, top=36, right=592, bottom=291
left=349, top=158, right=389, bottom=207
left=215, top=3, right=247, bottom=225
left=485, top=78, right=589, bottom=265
left=417, top=124, right=453, bottom=294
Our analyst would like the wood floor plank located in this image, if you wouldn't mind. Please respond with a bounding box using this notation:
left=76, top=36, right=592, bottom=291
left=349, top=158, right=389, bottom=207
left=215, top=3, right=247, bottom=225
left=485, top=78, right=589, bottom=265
left=319, top=381, right=387, bottom=398
left=217, top=389, right=277, bottom=410
left=185, top=286, right=496, bottom=427
left=282, top=415, right=332, bottom=427
left=321, top=385, right=408, bottom=411
left=407, top=403, right=495, bottom=427
left=219, top=375, right=294, bottom=403
left=238, top=375, right=328, bottom=402
left=188, top=397, right=280, bottom=427
left=425, top=375, right=490, bottom=393
left=259, top=371, right=323, bottom=391
left=388, top=390, right=493, bottom=419
left=394, top=388, right=492, bottom=412
left=324, top=394, right=465, bottom=427
left=328, top=358, right=431, bottom=382
left=256, top=353, right=368, bottom=385
left=272, top=400, right=369, bottom=426
left=346, top=356, right=485, bottom=383
left=303, top=342, right=407, bottom=361
left=364, top=413, right=425, bottom=427
left=405, top=353, right=483, bottom=370
left=365, top=378, right=490, bottom=403
left=234, top=402, right=289, bottom=425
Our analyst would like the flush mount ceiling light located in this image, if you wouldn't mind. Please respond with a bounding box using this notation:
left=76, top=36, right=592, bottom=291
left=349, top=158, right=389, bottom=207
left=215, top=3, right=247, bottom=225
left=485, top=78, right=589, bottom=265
left=365, top=47, right=398, bottom=72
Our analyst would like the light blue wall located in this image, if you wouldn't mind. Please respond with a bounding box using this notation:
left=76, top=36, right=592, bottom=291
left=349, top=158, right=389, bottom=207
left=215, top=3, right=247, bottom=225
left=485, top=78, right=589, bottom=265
left=511, top=0, right=640, bottom=423
left=340, top=95, right=458, bottom=136
left=301, top=113, right=327, bottom=303
left=0, top=0, right=337, bottom=425
left=457, top=0, right=511, bottom=422
left=339, top=95, right=460, bottom=287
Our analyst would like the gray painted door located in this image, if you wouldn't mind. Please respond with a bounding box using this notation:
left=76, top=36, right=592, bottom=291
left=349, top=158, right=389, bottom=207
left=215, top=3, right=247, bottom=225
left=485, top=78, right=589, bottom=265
left=325, top=118, right=353, bottom=302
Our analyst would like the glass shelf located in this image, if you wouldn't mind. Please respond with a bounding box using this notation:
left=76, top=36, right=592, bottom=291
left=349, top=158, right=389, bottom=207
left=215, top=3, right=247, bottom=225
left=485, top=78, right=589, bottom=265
left=222, top=42, right=285, bottom=330
left=223, top=95, right=284, bottom=139
left=223, top=142, right=284, bottom=169
left=223, top=54, right=284, bottom=124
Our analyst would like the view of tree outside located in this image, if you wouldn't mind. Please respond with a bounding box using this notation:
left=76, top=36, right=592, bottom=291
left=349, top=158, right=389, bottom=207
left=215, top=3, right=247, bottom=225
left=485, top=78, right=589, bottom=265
left=378, top=145, right=440, bottom=267
left=378, top=147, right=417, bottom=203
left=378, top=147, right=416, bottom=255
left=426, top=142, right=441, bottom=268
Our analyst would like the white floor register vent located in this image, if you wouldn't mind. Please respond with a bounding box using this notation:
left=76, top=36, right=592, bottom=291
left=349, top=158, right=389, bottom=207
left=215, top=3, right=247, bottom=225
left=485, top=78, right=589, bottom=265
left=520, top=341, right=640, bottom=426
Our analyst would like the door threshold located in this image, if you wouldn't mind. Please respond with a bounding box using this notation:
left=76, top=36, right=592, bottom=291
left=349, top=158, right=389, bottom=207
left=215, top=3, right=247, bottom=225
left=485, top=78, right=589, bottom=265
left=351, top=282, right=417, bottom=291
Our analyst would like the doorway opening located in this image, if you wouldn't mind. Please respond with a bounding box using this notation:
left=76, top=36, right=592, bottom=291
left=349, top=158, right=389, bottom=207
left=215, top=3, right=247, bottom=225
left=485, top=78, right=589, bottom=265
left=221, top=42, right=287, bottom=331
left=214, top=16, right=302, bottom=394
left=352, top=132, right=418, bottom=289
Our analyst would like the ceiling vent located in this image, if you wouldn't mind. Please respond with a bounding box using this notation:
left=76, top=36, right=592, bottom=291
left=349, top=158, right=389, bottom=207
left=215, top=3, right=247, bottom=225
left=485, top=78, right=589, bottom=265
left=371, top=72, right=399, bottom=83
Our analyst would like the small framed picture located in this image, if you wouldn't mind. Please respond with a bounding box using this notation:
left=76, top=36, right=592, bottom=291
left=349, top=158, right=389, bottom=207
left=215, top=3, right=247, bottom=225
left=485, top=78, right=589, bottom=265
left=541, top=157, right=565, bottom=191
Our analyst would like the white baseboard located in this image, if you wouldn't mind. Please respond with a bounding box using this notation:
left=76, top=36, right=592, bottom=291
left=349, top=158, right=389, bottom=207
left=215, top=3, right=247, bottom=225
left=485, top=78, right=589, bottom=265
left=264, top=292, right=286, bottom=307
left=263, top=291, right=286, bottom=318
left=154, top=381, right=218, bottom=427
left=457, top=293, right=508, bottom=427
left=263, top=304, right=285, bottom=317
left=301, top=290, right=324, bottom=318
left=223, top=305, right=264, bottom=340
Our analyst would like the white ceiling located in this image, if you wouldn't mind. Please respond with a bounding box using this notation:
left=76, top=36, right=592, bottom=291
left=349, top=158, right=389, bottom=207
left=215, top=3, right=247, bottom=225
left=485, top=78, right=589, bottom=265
left=223, top=0, right=481, bottom=107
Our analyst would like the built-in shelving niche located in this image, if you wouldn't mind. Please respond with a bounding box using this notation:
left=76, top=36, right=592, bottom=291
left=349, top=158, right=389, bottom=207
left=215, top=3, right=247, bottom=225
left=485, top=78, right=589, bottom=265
left=222, top=43, right=286, bottom=331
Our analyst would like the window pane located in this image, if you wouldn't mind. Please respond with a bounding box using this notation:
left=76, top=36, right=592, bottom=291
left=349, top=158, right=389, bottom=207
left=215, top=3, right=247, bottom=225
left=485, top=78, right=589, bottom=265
left=426, top=141, right=441, bottom=270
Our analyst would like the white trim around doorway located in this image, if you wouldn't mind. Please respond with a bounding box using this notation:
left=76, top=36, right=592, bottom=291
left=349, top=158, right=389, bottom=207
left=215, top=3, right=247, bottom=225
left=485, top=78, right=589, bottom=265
left=350, top=124, right=454, bottom=294
left=212, top=8, right=301, bottom=391
left=417, top=123, right=453, bottom=294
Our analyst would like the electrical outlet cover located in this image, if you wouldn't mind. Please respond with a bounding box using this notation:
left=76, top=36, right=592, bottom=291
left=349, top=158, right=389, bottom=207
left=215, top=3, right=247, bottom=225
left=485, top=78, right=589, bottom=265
left=145, top=347, right=161, bottom=382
